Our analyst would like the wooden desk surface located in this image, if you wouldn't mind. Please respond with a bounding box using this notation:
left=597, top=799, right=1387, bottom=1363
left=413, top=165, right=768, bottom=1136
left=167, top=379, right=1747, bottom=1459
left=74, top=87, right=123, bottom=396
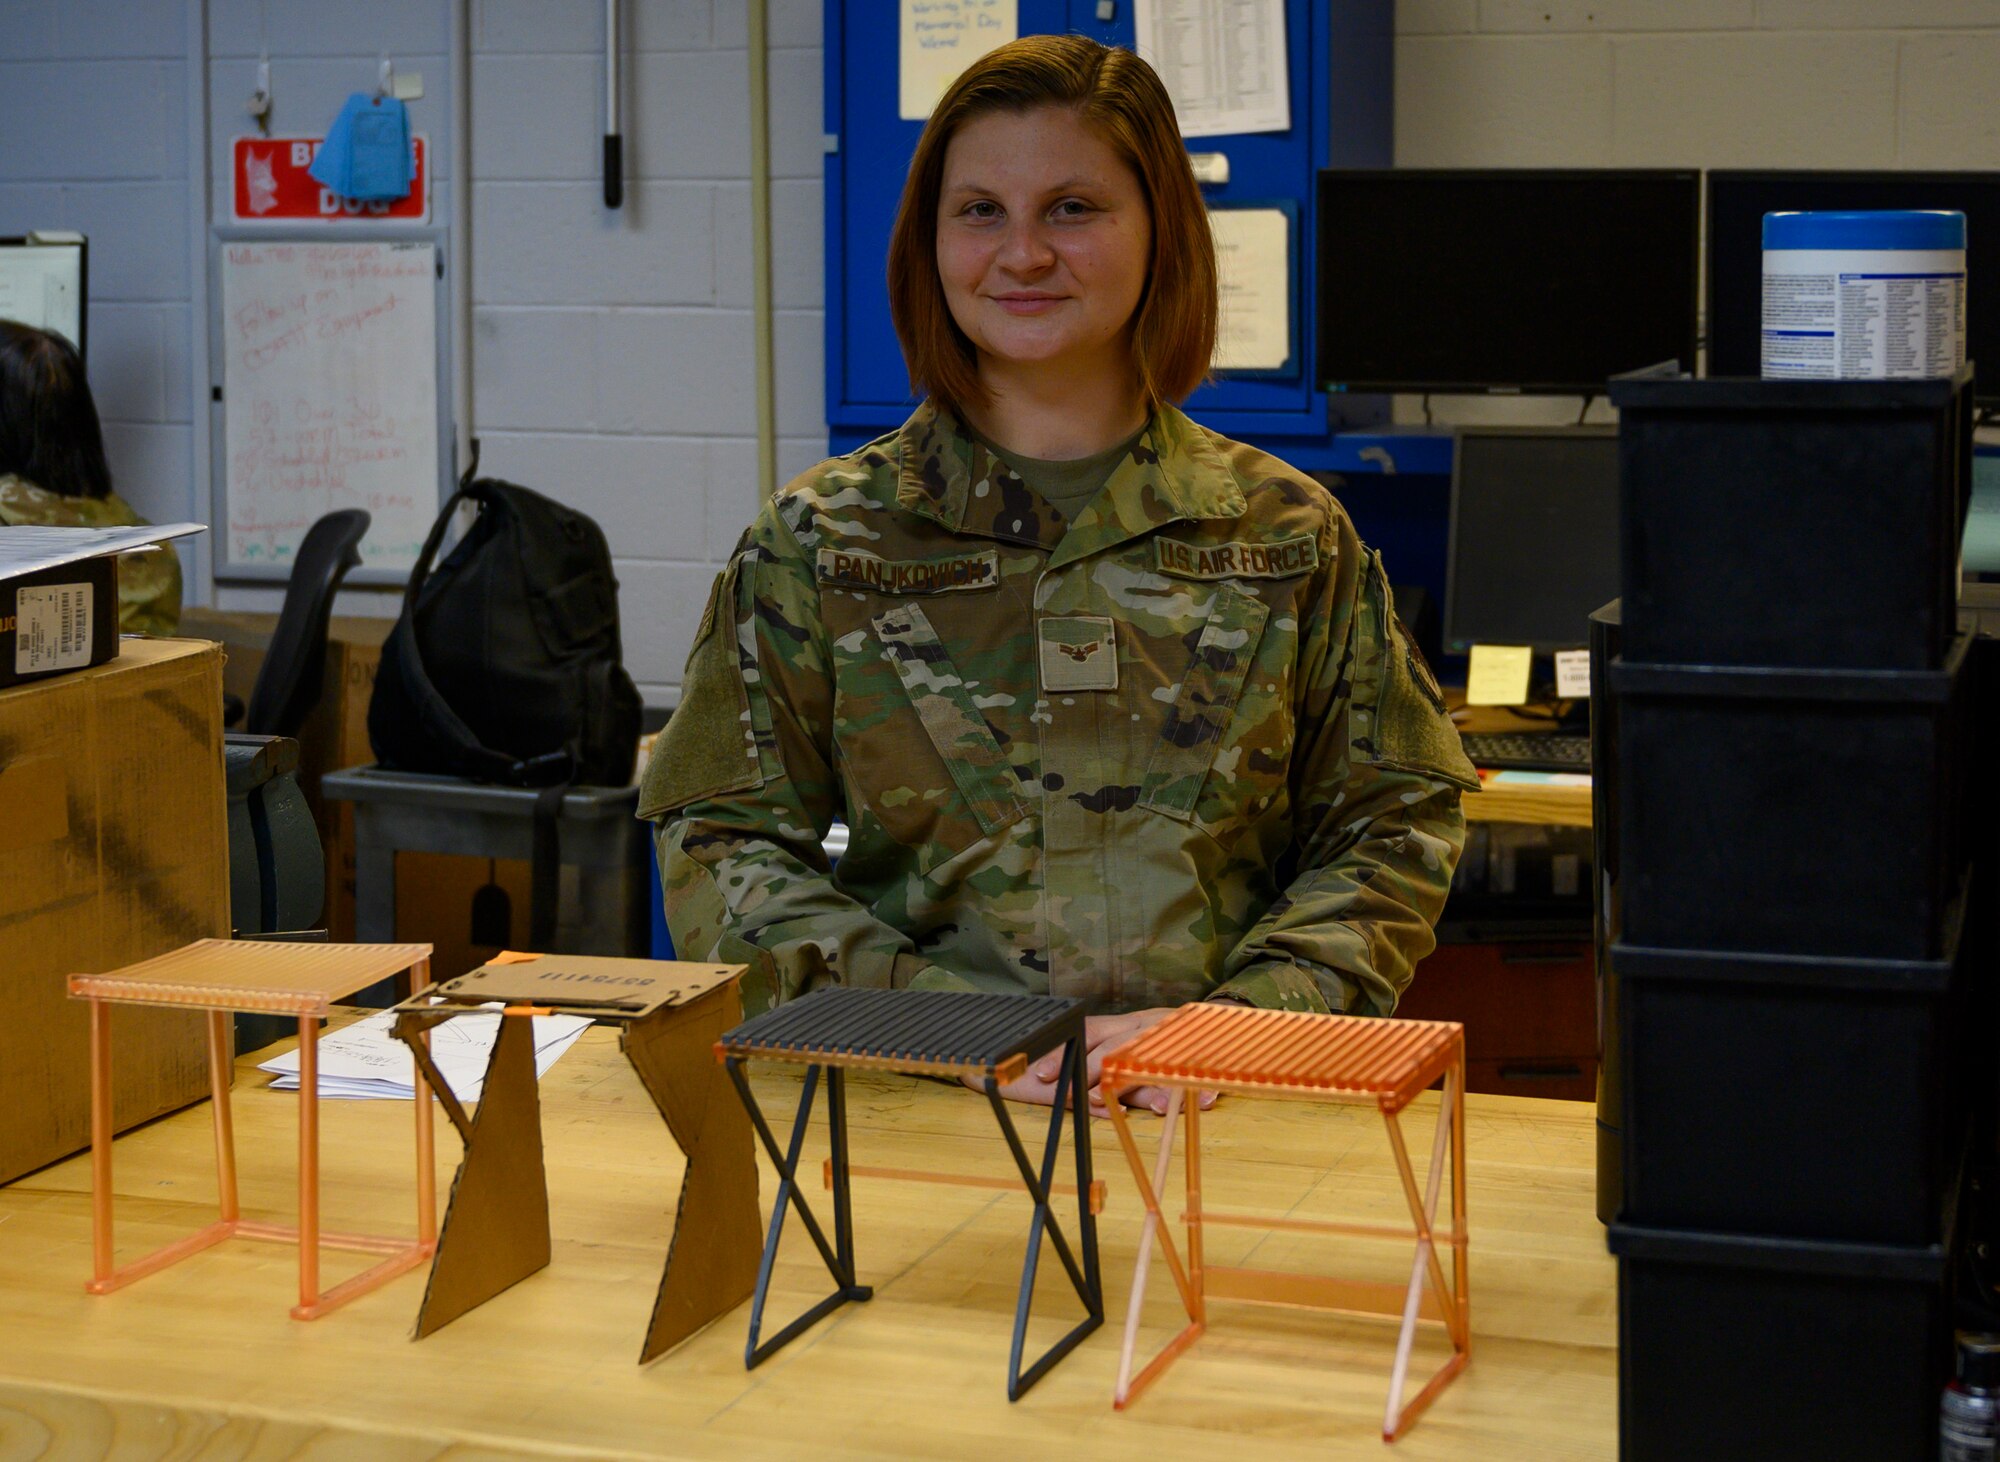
left=0, top=1026, right=1615, bottom=1461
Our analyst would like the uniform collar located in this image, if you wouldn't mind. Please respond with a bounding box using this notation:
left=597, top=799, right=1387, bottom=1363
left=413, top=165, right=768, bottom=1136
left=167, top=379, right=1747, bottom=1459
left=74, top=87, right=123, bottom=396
left=893, top=398, right=1245, bottom=562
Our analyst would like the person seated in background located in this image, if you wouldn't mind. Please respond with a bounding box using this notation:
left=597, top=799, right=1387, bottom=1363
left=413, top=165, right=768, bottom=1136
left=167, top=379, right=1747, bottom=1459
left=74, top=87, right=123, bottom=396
left=0, top=320, right=181, bottom=635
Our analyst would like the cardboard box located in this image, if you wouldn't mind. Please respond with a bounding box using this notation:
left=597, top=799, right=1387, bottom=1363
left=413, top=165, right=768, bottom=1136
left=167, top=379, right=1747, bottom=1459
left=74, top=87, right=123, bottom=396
left=178, top=610, right=391, bottom=939
left=0, top=637, right=230, bottom=1184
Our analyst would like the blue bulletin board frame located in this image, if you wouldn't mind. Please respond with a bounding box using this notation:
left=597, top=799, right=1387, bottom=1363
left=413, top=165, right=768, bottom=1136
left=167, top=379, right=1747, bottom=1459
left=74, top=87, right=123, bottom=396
left=824, top=0, right=1393, bottom=467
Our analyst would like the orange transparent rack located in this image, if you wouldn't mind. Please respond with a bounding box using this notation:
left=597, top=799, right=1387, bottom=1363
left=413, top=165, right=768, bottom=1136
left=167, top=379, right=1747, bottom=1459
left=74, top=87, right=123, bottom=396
left=1099, top=1004, right=1469, bottom=1443
left=68, top=939, right=439, bottom=1320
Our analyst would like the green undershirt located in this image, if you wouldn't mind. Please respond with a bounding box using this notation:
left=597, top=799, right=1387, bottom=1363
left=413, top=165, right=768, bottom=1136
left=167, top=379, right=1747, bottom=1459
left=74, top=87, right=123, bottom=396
left=980, top=423, right=1148, bottom=525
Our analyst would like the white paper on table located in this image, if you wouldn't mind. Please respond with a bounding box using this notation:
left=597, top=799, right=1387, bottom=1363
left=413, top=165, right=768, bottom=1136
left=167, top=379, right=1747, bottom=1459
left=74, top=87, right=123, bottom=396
left=1135, top=0, right=1291, bottom=140
left=900, top=0, right=1017, bottom=120
left=0, top=521, right=205, bottom=578
left=258, top=1007, right=593, bottom=1103
left=1210, top=207, right=1292, bottom=372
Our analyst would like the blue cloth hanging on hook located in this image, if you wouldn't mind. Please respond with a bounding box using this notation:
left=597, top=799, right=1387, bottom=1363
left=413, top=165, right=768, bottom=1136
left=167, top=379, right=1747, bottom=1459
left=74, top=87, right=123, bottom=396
left=308, top=92, right=414, bottom=202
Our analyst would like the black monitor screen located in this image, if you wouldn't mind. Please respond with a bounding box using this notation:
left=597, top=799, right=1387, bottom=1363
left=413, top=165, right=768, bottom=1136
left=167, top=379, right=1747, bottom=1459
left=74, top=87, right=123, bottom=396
left=1707, top=170, right=2000, bottom=401
left=1445, top=428, right=1621, bottom=653
left=1316, top=170, right=1700, bottom=394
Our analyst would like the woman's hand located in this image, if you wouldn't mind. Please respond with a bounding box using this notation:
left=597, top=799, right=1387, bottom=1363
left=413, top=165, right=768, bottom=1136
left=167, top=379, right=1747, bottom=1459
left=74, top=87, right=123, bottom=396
left=965, top=1006, right=1219, bottom=1116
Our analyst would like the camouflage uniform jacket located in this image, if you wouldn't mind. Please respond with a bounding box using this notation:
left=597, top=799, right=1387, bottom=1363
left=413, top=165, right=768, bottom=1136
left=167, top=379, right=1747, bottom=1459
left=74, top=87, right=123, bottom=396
left=640, top=401, right=1479, bottom=1018
left=0, top=475, right=183, bottom=636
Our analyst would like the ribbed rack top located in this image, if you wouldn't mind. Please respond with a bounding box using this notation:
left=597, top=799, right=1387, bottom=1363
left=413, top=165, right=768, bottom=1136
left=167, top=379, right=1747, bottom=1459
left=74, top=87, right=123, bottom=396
left=68, top=939, right=435, bottom=1014
left=1101, top=1004, right=1462, bottom=1107
left=719, top=987, right=1080, bottom=1071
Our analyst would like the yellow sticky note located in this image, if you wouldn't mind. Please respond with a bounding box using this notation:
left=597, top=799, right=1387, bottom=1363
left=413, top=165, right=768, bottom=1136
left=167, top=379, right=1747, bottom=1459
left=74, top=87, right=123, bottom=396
left=1465, top=644, right=1534, bottom=706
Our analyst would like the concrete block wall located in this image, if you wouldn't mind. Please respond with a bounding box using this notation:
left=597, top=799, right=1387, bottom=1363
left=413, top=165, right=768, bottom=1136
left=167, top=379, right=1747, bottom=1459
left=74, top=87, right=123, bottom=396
left=191, top=0, right=828, bottom=701
left=6, top=0, right=1999, bottom=694
left=1393, top=0, right=2000, bottom=426
left=1397, top=0, right=2000, bottom=170
left=469, top=0, right=826, bottom=701
left=0, top=0, right=825, bottom=706
left=0, top=5, right=196, bottom=567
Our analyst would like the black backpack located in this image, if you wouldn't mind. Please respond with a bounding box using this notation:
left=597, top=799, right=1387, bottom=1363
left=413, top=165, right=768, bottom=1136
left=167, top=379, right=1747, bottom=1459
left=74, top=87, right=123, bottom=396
left=369, top=479, right=643, bottom=941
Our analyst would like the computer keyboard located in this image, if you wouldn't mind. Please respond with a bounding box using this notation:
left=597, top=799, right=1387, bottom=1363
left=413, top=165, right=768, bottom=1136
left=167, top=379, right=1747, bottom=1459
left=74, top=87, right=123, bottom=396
left=1458, top=731, right=1592, bottom=774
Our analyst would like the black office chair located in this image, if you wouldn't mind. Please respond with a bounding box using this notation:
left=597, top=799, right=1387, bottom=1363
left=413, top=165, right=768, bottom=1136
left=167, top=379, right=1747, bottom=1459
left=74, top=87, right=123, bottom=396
left=224, top=509, right=370, bottom=737
left=218, top=510, right=366, bottom=1043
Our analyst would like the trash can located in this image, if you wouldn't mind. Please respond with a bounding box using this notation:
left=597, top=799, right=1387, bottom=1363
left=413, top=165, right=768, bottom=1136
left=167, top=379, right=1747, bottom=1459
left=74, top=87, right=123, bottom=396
left=322, top=766, right=649, bottom=1001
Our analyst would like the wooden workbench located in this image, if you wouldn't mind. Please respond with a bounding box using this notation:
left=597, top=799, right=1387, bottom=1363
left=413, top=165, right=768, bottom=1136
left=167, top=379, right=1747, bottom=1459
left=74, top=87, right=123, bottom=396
left=0, top=1025, right=1615, bottom=1460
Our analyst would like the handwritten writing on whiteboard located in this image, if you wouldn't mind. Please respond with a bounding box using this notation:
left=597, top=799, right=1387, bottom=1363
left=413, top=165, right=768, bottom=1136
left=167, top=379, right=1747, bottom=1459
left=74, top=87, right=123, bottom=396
left=220, top=241, right=439, bottom=574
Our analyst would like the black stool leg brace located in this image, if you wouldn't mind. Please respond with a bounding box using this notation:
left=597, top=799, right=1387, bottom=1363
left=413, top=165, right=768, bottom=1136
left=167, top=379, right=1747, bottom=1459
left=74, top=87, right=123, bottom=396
left=724, top=1036, right=1103, bottom=1399
left=726, top=1059, right=872, bottom=1367
left=985, top=1031, right=1104, bottom=1400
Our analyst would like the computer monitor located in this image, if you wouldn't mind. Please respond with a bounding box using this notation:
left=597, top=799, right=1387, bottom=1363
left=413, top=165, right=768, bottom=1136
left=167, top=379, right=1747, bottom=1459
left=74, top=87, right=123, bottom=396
left=1444, top=426, right=1621, bottom=654
left=1707, top=170, right=2000, bottom=401
left=0, top=233, right=87, bottom=360
left=1315, top=170, right=1700, bottom=395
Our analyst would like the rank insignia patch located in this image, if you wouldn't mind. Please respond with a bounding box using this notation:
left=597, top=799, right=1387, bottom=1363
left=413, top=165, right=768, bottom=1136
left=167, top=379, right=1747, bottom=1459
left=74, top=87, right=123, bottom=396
left=1038, top=615, right=1117, bottom=692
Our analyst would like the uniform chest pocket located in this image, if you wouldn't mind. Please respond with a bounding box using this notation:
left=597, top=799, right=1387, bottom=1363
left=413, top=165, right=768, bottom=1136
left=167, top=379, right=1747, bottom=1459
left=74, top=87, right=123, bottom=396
left=1138, top=581, right=1284, bottom=839
left=844, top=602, right=1028, bottom=864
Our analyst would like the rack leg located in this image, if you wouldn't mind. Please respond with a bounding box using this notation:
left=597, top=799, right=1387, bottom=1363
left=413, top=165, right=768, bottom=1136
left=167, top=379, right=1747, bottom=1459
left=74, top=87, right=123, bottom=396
left=829, top=1067, right=858, bottom=1283
left=1115, top=1087, right=1184, bottom=1404
left=984, top=1035, right=1101, bottom=1400
left=207, top=1011, right=239, bottom=1224
left=296, top=1015, right=320, bottom=1314
left=411, top=958, right=436, bottom=1246
left=1451, top=1053, right=1469, bottom=1345
left=729, top=1060, right=872, bottom=1369
left=88, top=1000, right=114, bottom=1287
left=1185, top=1095, right=1205, bottom=1322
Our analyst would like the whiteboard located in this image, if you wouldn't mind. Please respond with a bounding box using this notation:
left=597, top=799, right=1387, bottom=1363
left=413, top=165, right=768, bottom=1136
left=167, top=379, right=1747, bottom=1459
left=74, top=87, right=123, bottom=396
left=219, top=240, right=441, bottom=575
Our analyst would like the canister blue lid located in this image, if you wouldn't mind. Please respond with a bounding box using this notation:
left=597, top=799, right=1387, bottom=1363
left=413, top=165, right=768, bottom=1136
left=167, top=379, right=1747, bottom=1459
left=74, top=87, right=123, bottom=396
left=1763, top=209, right=1966, bottom=250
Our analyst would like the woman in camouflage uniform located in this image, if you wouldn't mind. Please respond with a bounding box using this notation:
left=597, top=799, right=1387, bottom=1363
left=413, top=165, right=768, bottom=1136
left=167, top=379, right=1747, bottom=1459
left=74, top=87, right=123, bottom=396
left=642, top=35, right=1477, bottom=1112
left=0, top=321, right=181, bottom=634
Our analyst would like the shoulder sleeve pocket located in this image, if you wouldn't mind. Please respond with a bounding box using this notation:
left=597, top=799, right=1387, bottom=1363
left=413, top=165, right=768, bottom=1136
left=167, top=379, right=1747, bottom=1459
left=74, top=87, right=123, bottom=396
left=1352, top=551, right=1480, bottom=793
left=637, top=559, right=766, bottom=820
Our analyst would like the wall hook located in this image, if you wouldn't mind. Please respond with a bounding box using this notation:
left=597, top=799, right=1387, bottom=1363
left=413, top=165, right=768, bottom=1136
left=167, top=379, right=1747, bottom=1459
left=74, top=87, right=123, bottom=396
left=246, top=55, right=273, bottom=135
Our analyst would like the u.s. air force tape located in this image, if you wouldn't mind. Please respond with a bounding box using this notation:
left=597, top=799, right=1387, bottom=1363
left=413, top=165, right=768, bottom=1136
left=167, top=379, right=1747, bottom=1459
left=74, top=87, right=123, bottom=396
left=816, top=548, right=1000, bottom=594
left=1154, top=533, right=1318, bottom=580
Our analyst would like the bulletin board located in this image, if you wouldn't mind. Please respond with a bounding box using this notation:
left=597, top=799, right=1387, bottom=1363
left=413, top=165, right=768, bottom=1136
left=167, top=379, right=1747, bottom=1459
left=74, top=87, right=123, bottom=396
left=212, top=236, right=450, bottom=581
left=824, top=0, right=1392, bottom=466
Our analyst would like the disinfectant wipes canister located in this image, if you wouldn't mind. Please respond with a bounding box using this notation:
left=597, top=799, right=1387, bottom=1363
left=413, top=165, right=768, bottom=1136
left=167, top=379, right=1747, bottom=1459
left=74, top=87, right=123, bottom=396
left=1761, top=209, right=1966, bottom=380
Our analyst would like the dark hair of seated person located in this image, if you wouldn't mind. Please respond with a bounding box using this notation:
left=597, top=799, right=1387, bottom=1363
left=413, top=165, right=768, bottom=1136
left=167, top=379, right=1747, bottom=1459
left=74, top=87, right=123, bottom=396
left=0, top=320, right=113, bottom=500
